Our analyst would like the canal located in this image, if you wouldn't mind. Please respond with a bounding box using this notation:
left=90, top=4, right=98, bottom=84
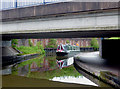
left=2, top=52, right=115, bottom=88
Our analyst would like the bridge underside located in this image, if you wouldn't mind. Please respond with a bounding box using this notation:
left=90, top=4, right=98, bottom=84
left=2, top=29, right=120, bottom=40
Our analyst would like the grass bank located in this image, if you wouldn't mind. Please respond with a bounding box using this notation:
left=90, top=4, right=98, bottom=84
left=16, top=46, right=45, bottom=56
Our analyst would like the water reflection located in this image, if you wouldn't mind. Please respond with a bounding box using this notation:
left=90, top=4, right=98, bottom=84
left=56, top=57, right=73, bottom=69
left=9, top=53, right=99, bottom=87
left=13, top=55, right=81, bottom=78
left=2, top=52, right=115, bottom=87
left=18, top=64, right=29, bottom=76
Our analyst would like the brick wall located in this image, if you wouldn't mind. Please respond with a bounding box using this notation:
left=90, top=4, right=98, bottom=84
left=17, top=38, right=92, bottom=48
left=37, top=38, right=92, bottom=48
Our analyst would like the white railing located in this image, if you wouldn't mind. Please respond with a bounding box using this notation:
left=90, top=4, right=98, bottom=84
left=0, top=0, right=69, bottom=10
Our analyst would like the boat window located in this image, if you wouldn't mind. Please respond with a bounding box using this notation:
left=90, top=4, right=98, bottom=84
left=71, top=46, right=73, bottom=50
left=58, top=62, right=61, bottom=66
left=73, top=46, right=76, bottom=50
left=69, top=46, right=71, bottom=50
left=63, top=61, right=67, bottom=67
left=76, top=46, right=77, bottom=50
left=70, top=46, right=72, bottom=50
left=65, top=45, right=69, bottom=50
left=61, top=46, right=63, bottom=50
left=57, top=46, right=60, bottom=50
left=64, top=46, right=67, bottom=50
left=67, top=46, right=69, bottom=50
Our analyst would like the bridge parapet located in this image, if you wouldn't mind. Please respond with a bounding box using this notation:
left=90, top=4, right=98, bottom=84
left=1, top=2, right=119, bottom=22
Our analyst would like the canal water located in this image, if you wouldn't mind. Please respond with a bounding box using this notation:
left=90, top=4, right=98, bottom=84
left=2, top=52, right=114, bottom=88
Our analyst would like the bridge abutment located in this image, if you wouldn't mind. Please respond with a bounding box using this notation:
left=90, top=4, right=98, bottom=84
left=101, top=39, right=120, bottom=62
left=1, top=40, right=19, bottom=56
left=1, top=40, right=20, bottom=67
left=99, top=38, right=102, bottom=58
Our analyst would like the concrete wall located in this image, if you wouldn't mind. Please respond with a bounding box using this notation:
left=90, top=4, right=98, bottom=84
left=1, top=2, right=119, bottom=21
left=1, top=10, right=119, bottom=34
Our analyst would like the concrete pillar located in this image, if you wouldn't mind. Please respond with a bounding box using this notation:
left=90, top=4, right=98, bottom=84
left=0, top=40, right=11, bottom=62
left=1, top=40, right=19, bottom=56
left=0, top=40, right=12, bottom=70
left=1, top=40, right=11, bottom=47
left=99, top=38, right=103, bottom=57
left=1, top=40, right=20, bottom=67
left=1, top=40, right=11, bottom=56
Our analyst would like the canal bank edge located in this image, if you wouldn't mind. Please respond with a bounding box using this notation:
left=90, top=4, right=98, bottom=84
left=74, top=52, right=120, bottom=88
left=2, top=53, right=40, bottom=68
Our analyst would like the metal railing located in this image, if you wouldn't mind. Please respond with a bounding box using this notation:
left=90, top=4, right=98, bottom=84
left=0, top=0, right=68, bottom=10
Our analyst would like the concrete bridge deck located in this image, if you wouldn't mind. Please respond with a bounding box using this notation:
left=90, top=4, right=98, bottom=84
left=1, top=2, right=120, bottom=39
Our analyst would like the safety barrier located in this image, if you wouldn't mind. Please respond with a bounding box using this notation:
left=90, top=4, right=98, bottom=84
left=1, top=0, right=67, bottom=10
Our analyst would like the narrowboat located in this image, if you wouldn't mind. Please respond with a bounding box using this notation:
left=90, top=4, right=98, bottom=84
left=56, top=44, right=80, bottom=56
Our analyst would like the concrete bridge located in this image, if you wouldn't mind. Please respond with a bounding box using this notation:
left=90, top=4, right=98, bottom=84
left=0, top=2, right=120, bottom=66
left=1, top=2, right=120, bottom=87
left=1, top=2, right=120, bottom=40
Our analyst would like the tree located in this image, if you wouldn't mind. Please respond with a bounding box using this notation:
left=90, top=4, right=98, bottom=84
left=46, top=39, right=57, bottom=48
left=66, top=40, right=70, bottom=44
left=28, top=39, right=34, bottom=47
left=90, top=38, right=99, bottom=50
left=36, top=41, right=45, bottom=54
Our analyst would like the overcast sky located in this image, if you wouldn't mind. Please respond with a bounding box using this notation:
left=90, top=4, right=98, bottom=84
left=1, top=0, right=119, bottom=2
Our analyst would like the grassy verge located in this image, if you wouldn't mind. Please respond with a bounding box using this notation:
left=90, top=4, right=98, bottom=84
left=16, top=46, right=45, bottom=56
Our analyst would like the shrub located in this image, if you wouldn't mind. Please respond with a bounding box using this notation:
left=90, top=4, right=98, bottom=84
left=66, top=40, right=70, bottom=44
left=37, top=41, right=45, bottom=54
left=11, top=39, right=18, bottom=48
left=46, top=39, right=57, bottom=48
left=90, top=38, right=99, bottom=51
left=28, top=39, right=34, bottom=47
left=15, top=40, right=45, bottom=55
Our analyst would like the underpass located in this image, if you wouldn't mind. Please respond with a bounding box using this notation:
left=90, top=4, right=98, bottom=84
left=0, top=1, right=120, bottom=88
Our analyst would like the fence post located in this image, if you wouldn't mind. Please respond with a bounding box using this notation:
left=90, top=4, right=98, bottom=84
left=15, top=0, right=17, bottom=8
left=43, top=0, right=46, bottom=5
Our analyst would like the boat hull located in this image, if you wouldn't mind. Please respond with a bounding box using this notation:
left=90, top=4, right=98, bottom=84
left=56, top=51, right=80, bottom=57
left=56, top=52, right=68, bottom=56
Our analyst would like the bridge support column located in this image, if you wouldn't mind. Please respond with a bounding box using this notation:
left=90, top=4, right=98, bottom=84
left=99, top=38, right=103, bottom=57
left=1, top=40, right=20, bottom=67
left=1, top=40, right=13, bottom=56
left=1, top=40, right=20, bottom=56
left=1, top=40, right=11, bottom=47
left=101, top=39, right=120, bottom=62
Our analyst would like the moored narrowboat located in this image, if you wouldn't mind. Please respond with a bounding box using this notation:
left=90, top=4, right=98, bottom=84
left=56, top=44, right=80, bottom=56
